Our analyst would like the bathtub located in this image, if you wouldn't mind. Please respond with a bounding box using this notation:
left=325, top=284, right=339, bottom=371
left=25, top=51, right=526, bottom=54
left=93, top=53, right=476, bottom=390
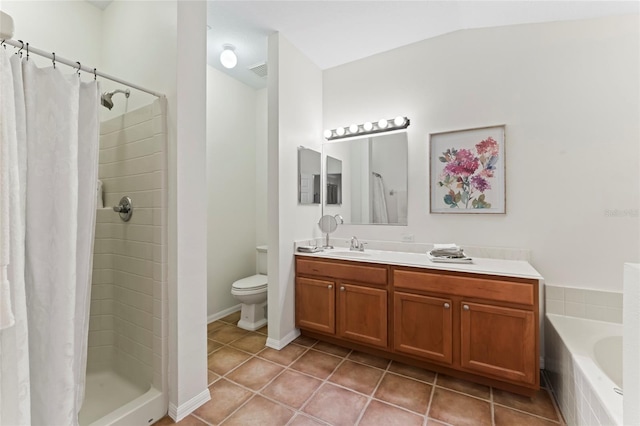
left=545, top=313, right=622, bottom=425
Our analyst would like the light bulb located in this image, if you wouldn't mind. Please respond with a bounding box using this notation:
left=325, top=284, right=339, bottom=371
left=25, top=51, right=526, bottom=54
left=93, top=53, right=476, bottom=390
left=336, top=127, right=346, bottom=137
left=394, top=116, right=406, bottom=127
left=378, top=119, right=388, bottom=129
left=220, top=45, right=237, bottom=69
left=349, top=124, right=359, bottom=134
left=363, top=122, right=373, bottom=132
left=323, top=129, right=333, bottom=139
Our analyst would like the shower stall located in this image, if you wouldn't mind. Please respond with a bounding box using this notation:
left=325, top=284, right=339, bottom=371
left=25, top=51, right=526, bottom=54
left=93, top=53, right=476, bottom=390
left=79, top=98, right=168, bottom=425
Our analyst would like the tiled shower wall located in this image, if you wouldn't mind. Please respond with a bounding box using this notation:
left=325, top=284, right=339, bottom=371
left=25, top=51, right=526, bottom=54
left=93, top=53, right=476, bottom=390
left=88, top=99, right=167, bottom=391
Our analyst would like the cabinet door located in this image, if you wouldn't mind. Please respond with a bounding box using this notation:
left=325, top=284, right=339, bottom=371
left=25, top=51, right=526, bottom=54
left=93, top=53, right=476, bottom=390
left=295, top=277, right=335, bottom=334
left=337, top=283, right=387, bottom=348
left=393, top=292, right=453, bottom=365
left=460, top=301, right=536, bottom=384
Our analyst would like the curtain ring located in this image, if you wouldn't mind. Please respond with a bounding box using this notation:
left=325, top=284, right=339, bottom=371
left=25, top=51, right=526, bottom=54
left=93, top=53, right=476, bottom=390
left=93, top=68, right=97, bottom=81
left=52, top=52, right=56, bottom=69
left=76, top=61, right=81, bottom=77
left=1, top=40, right=6, bottom=50
left=18, top=40, right=24, bottom=57
left=26, top=43, right=29, bottom=60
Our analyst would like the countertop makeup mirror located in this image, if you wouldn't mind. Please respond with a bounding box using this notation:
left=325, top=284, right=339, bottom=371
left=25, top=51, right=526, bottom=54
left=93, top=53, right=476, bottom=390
left=298, top=147, right=321, bottom=205
left=322, top=132, right=408, bottom=225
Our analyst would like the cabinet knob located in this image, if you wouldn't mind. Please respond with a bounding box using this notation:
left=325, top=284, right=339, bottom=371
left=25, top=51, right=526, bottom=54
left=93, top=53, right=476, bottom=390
left=463, top=304, right=470, bottom=310
left=444, top=303, right=450, bottom=309
left=340, top=286, right=345, bottom=291
left=328, top=285, right=332, bottom=289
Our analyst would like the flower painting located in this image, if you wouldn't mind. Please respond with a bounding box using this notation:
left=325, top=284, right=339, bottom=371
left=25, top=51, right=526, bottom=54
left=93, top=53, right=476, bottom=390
left=430, top=126, right=505, bottom=214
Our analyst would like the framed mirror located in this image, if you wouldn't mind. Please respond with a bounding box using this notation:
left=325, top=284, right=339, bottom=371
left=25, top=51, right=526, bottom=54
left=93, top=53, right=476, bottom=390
left=326, top=155, right=342, bottom=205
left=323, top=132, right=408, bottom=225
left=298, top=147, right=321, bottom=205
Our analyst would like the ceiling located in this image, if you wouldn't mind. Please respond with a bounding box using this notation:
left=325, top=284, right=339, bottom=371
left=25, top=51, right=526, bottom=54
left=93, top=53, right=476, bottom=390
left=206, top=1, right=638, bottom=89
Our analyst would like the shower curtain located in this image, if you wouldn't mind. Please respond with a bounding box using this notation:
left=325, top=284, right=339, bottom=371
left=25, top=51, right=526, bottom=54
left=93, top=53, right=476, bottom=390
left=0, top=49, right=99, bottom=426
left=371, top=173, right=389, bottom=224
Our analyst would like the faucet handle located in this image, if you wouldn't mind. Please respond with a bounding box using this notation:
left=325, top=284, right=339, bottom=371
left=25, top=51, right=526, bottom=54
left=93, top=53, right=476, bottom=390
left=350, top=236, right=359, bottom=250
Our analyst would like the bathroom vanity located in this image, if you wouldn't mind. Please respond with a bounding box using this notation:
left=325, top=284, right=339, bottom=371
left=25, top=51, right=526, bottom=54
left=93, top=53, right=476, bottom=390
left=294, top=249, right=542, bottom=396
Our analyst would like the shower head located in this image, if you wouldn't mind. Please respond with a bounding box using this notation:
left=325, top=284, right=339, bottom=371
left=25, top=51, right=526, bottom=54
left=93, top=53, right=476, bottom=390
left=100, top=89, right=130, bottom=110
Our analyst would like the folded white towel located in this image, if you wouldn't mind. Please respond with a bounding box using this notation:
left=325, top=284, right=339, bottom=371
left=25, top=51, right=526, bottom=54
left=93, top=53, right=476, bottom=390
left=433, top=243, right=460, bottom=250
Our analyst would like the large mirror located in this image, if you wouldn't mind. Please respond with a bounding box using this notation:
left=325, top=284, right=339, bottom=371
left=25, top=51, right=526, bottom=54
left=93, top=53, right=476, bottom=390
left=298, top=147, right=321, bottom=204
left=323, top=132, right=408, bottom=225
left=326, top=156, right=342, bottom=205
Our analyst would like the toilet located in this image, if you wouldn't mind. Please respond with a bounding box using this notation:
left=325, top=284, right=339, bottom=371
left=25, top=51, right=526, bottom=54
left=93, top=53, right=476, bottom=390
left=231, top=245, right=268, bottom=331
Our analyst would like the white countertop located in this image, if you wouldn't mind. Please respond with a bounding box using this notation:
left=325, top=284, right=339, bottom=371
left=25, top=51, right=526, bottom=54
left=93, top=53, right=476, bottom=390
left=296, top=247, right=543, bottom=280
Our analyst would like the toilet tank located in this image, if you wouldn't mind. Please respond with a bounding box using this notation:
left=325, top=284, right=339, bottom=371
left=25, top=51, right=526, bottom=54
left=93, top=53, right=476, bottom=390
left=256, top=245, right=268, bottom=275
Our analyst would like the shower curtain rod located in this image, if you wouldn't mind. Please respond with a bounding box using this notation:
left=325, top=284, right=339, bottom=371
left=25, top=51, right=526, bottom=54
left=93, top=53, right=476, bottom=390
left=2, top=39, right=165, bottom=98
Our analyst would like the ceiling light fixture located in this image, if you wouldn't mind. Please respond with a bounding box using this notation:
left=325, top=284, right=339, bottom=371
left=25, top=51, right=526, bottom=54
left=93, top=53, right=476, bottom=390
left=324, top=116, right=410, bottom=141
left=220, top=44, right=237, bottom=69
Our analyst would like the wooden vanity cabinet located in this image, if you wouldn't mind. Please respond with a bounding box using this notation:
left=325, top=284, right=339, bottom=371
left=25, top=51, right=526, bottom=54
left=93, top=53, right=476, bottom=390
left=295, top=257, right=389, bottom=349
left=295, top=256, right=540, bottom=395
left=393, top=292, right=453, bottom=364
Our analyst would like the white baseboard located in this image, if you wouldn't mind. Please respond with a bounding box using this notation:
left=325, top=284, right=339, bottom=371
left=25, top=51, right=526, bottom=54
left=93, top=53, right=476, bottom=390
left=207, top=304, right=241, bottom=324
left=168, top=388, right=211, bottom=422
left=266, top=328, right=300, bottom=350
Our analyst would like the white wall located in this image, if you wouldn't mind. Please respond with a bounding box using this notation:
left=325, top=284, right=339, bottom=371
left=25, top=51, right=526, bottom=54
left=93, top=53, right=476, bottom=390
left=256, top=88, right=268, bottom=246
left=1, top=1, right=102, bottom=71
left=207, top=65, right=259, bottom=317
left=267, top=33, right=323, bottom=346
left=323, top=15, right=640, bottom=291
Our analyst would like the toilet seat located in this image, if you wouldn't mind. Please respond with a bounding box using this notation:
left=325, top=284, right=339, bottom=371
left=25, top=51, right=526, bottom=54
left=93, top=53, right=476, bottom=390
left=232, top=274, right=268, bottom=292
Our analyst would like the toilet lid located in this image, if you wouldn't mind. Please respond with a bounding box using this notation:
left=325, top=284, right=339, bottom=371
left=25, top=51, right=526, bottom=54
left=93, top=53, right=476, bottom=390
left=232, top=274, right=268, bottom=291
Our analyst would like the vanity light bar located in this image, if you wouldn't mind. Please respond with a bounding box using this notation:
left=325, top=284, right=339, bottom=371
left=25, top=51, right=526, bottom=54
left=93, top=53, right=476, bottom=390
left=324, top=116, right=410, bottom=141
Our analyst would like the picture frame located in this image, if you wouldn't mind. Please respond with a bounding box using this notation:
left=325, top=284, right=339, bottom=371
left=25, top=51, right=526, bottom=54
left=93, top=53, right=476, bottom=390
left=430, top=125, right=506, bottom=214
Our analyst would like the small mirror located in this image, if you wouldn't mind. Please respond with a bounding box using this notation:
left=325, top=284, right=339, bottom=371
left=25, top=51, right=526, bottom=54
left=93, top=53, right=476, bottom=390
left=326, top=156, right=342, bottom=205
left=298, top=147, right=321, bottom=204
left=323, top=132, right=408, bottom=225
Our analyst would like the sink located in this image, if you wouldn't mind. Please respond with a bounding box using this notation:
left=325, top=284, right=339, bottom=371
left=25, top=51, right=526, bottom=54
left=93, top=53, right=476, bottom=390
left=327, top=251, right=371, bottom=258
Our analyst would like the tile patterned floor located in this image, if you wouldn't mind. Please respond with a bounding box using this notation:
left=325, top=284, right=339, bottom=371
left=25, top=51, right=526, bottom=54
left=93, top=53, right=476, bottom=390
left=155, top=312, right=565, bottom=426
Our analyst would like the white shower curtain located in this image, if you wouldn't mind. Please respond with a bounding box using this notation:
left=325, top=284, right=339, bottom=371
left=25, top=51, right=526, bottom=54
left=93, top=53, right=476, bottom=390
left=0, top=49, right=100, bottom=426
left=371, top=173, right=389, bottom=224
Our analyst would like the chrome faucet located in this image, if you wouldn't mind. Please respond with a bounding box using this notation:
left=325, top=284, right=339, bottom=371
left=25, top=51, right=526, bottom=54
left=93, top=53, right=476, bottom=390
left=350, top=236, right=365, bottom=252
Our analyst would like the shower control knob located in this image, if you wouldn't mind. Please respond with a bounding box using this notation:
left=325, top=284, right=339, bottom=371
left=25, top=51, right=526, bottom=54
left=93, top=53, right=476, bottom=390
left=113, top=196, right=133, bottom=222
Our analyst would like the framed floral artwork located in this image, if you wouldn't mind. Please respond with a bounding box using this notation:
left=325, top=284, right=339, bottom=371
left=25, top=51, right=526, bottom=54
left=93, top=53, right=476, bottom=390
left=430, top=125, right=506, bottom=214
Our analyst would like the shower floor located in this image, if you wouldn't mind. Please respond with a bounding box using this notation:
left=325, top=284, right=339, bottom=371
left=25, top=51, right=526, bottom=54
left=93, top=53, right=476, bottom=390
left=78, top=369, right=148, bottom=425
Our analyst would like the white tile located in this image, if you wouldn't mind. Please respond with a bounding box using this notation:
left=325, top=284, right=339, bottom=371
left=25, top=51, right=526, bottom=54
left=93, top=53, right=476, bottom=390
left=545, top=285, right=564, bottom=301
left=546, top=299, right=565, bottom=315
left=584, top=289, right=622, bottom=308
left=565, top=301, right=586, bottom=318
left=564, top=288, right=586, bottom=303
left=584, top=304, right=606, bottom=321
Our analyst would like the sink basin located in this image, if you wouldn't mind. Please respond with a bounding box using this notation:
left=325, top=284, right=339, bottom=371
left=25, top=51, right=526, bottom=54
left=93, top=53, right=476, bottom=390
left=327, top=251, right=371, bottom=258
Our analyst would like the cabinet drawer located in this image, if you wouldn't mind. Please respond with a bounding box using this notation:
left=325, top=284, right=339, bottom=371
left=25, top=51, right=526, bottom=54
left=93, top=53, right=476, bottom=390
left=297, top=258, right=387, bottom=286
left=394, top=269, right=534, bottom=306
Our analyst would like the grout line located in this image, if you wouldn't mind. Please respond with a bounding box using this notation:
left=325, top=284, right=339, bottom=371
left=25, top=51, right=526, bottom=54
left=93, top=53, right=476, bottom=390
left=493, top=402, right=562, bottom=424
left=424, top=372, right=437, bottom=425
left=490, top=385, right=495, bottom=426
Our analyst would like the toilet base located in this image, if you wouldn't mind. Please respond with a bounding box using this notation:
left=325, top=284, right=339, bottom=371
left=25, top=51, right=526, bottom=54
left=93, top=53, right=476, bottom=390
left=237, top=302, right=267, bottom=331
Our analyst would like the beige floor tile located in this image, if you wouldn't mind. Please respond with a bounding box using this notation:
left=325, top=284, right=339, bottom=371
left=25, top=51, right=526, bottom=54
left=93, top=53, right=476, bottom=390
left=207, top=338, right=223, bottom=354
left=226, top=357, right=284, bottom=390
left=193, top=379, right=252, bottom=425
left=312, top=341, right=351, bottom=357
left=256, top=325, right=268, bottom=335
left=207, top=321, right=226, bottom=334
left=258, top=343, right=307, bottom=366
left=292, top=335, right=318, bottom=347
left=303, top=383, right=367, bottom=426
left=287, top=414, right=325, bottom=426
left=329, top=360, right=383, bottom=396
left=262, top=370, right=322, bottom=409
left=494, top=405, right=561, bottom=426
left=348, top=351, right=390, bottom=369
left=207, top=346, right=251, bottom=375
left=436, top=374, right=490, bottom=400
left=428, top=388, right=491, bottom=426
left=222, top=395, right=294, bottom=426
left=374, top=372, right=432, bottom=414
left=388, top=361, right=436, bottom=383
left=290, top=349, right=342, bottom=380
left=493, top=388, right=560, bottom=421
left=208, top=324, right=249, bottom=344
left=359, top=400, right=425, bottom=426
left=220, top=311, right=241, bottom=325
left=229, top=333, right=267, bottom=354
left=153, top=415, right=207, bottom=425
left=207, top=369, right=219, bottom=386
